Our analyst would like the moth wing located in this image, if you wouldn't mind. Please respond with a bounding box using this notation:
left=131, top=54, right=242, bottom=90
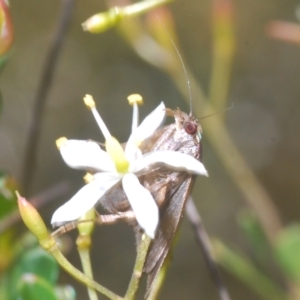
left=139, top=125, right=170, bottom=154
left=144, top=173, right=194, bottom=297
left=98, top=180, right=131, bottom=213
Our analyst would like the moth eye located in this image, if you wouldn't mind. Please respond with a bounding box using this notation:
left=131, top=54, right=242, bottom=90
left=184, top=122, right=197, bottom=135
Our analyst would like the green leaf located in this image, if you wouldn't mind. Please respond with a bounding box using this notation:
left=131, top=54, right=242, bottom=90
left=12, top=247, right=59, bottom=284
left=0, top=89, right=2, bottom=116
left=212, top=238, right=287, bottom=300
left=17, top=273, right=58, bottom=300
left=0, top=275, right=9, bottom=300
left=55, top=285, right=76, bottom=300
left=0, top=230, right=15, bottom=272
left=0, top=54, right=9, bottom=71
left=0, top=170, right=18, bottom=219
left=8, top=247, right=59, bottom=299
left=275, top=224, right=300, bottom=282
left=237, top=210, right=271, bottom=262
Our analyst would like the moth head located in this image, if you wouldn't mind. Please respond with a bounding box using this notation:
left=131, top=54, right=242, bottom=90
left=171, top=108, right=202, bottom=137
left=184, top=121, right=198, bottom=135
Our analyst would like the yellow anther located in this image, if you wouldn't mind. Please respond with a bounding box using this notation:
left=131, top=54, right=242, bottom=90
left=127, top=94, right=143, bottom=106
left=56, top=137, right=68, bottom=150
left=83, top=173, right=94, bottom=184
left=84, top=94, right=96, bottom=109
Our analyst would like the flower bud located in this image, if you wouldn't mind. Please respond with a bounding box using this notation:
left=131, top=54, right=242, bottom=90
left=82, top=7, right=122, bottom=33
left=17, top=191, right=48, bottom=241
left=0, top=0, right=13, bottom=57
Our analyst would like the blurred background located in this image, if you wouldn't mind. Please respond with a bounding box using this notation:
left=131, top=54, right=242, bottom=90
left=1, top=0, right=300, bottom=299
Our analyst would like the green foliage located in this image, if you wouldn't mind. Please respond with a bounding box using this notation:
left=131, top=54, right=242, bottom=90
left=0, top=171, right=18, bottom=219
left=238, top=210, right=271, bottom=262
left=0, top=236, right=75, bottom=300
left=213, top=239, right=286, bottom=300
left=0, top=53, right=10, bottom=72
left=275, top=224, right=300, bottom=282
left=17, top=274, right=58, bottom=300
left=0, top=90, right=2, bottom=116
left=9, top=247, right=59, bottom=288
left=214, top=210, right=300, bottom=299
left=54, top=286, right=76, bottom=300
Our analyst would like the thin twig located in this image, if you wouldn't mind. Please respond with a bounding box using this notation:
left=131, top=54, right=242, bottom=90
left=186, top=197, right=231, bottom=300
left=21, top=0, right=76, bottom=194
left=0, top=181, right=71, bottom=233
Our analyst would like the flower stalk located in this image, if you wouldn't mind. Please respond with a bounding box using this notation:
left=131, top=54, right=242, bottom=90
left=82, top=0, right=173, bottom=33
left=125, top=234, right=152, bottom=300
left=77, top=209, right=98, bottom=300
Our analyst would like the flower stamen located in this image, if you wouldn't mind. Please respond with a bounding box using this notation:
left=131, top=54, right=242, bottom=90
left=127, top=94, right=143, bottom=132
left=84, top=173, right=94, bottom=183
left=83, top=94, right=111, bottom=140
left=56, top=137, right=68, bottom=150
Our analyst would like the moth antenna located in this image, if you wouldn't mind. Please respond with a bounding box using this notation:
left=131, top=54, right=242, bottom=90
left=200, top=103, right=234, bottom=120
left=157, top=16, right=193, bottom=114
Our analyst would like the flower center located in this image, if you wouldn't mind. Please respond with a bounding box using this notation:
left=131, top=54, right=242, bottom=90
left=105, top=136, right=129, bottom=173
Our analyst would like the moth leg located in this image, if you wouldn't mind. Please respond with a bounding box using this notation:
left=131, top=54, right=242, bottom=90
left=96, top=211, right=136, bottom=225
left=149, top=173, right=179, bottom=207
left=154, top=185, right=167, bottom=206
left=51, top=220, right=90, bottom=237
left=51, top=211, right=136, bottom=237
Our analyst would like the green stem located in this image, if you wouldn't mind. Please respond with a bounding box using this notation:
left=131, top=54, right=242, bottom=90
left=209, top=0, right=235, bottom=110
left=79, top=248, right=99, bottom=300
left=213, top=239, right=287, bottom=300
left=125, top=234, right=152, bottom=300
left=122, top=0, right=173, bottom=18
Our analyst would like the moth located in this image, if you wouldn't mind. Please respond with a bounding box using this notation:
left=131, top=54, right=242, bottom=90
left=100, top=107, right=202, bottom=296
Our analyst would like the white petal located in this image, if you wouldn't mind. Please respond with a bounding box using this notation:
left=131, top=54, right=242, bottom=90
left=135, top=102, right=165, bottom=140
left=60, top=140, right=116, bottom=172
left=134, top=151, right=208, bottom=176
left=122, top=173, right=159, bottom=239
left=51, top=173, right=120, bottom=226
left=125, top=143, right=144, bottom=169
left=125, top=102, right=165, bottom=156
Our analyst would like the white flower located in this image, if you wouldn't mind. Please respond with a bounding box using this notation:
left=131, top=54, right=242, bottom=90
left=51, top=94, right=208, bottom=238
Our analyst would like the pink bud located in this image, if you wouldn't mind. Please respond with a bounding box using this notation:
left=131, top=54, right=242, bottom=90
left=266, top=21, right=300, bottom=45
left=0, top=0, right=14, bottom=56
